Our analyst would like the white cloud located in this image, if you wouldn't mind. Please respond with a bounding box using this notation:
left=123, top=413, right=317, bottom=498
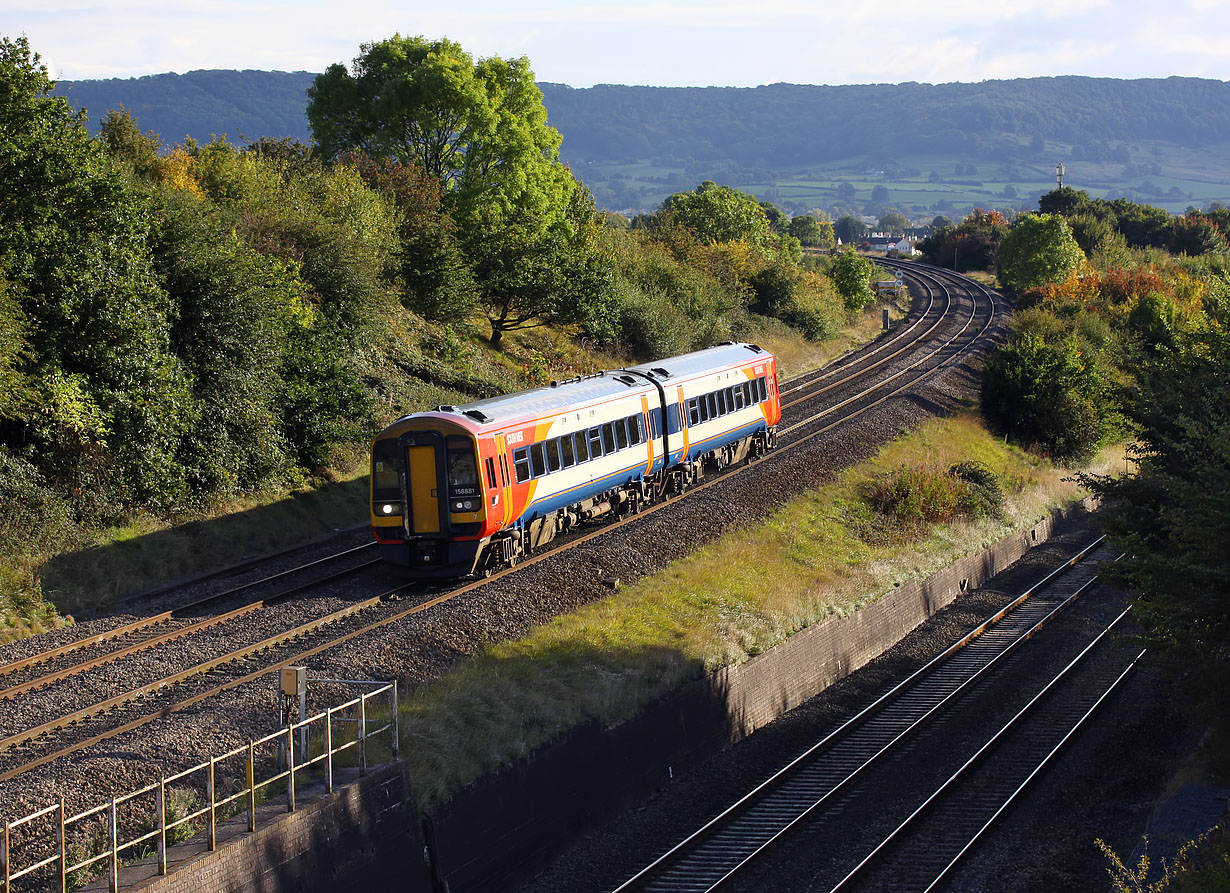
left=4, top=0, right=1228, bottom=84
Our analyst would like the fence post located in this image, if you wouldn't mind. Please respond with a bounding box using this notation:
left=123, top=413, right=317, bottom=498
left=392, top=680, right=400, bottom=760
left=325, top=706, right=334, bottom=793
left=58, top=798, right=66, bottom=893
left=109, top=797, right=118, bottom=893
left=157, top=780, right=167, bottom=876
left=1, top=819, right=8, bottom=893
left=247, top=740, right=256, bottom=833
left=359, top=692, right=368, bottom=777
left=208, top=756, right=217, bottom=851
left=287, top=727, right=296, bottom=813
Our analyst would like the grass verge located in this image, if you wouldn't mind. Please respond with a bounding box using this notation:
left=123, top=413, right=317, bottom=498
left=400, top=413, right=1127, bottom=808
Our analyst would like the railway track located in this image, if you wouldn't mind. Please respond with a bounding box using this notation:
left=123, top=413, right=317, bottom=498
left=0, top=262, right=1000, bottom=803
left=829, top=624, right=1142, bottom=892
left=611, top=538, right=1112, bottom=892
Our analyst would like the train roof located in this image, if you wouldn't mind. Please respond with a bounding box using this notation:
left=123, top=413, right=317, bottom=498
left=624, top=341, right=770, bottom=381
left=399, top=342, right=772, bottom=431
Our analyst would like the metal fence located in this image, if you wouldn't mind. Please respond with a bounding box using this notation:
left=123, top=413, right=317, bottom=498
left=1, top=681, right=398, bottom=893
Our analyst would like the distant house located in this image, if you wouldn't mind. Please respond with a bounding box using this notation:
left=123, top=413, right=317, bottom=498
left=860, top=235, right=919, bottom=255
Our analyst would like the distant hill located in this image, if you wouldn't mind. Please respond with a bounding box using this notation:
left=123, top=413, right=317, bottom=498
left=57, top=70, right=316, bottom=144
left=56, top=70, right=1230, bottom=215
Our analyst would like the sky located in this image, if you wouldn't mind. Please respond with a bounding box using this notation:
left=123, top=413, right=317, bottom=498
left=4, top=0, right=1230, bottom=86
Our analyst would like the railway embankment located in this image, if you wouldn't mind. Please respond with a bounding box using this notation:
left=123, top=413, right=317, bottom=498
left=105, top=496, right=1108, bottom=891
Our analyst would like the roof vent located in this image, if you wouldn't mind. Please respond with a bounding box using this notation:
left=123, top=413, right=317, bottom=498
left=464, top=409, right=490, bottom=423
left=651, top=367, right=671, bottom=378
left=615, top=374, right=638, bottom=385
left=435, top=405, right=457, bottom=413
left=744, top=343, right=764, bottom=353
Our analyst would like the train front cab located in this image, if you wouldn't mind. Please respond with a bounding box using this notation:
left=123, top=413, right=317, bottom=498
left=371, top=421, right=490, bottom=575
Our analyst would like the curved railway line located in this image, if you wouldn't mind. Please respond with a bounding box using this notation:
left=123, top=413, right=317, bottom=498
left=611, top=539, right=1118, bottom=892
left=0, top=262, right=1002, bottom=834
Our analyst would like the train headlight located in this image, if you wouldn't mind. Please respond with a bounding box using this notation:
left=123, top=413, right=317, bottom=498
left=381, top=503, right=395, bottom=515
left=452, top=499, right=476, bottom=513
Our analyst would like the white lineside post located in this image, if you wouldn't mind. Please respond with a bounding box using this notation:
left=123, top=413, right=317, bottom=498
left=325, top=706, right=334, bottom=793
left=247, top=740, right=256, bottom=833
left=109, top=797, right=118, bottom=893
left=359, top=693, right=368, bottom=777
left=157, top=780, right=167, bottom=876
left=58, top=798, right=66, bottom=892
left=1, top=819, right=8, bottom=893
left=208, top=756, right=216, bottom=851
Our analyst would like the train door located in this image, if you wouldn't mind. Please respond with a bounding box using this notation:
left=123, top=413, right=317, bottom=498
left=399, top=432, right=446, bottom=536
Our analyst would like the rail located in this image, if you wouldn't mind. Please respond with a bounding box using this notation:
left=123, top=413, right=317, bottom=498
left=0, top=680, right=397, bottom=893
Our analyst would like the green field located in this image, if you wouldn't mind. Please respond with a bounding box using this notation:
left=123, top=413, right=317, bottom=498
left=583, top=142, right=1230, bottom=220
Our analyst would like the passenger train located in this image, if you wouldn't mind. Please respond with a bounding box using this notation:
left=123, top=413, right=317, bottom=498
left=370, top=342, right=781, bottom=576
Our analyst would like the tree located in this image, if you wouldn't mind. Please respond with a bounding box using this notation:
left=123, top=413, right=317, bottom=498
left=878, top=211, right=909, bottom=232
left=759, top=201, right=790, bottom=235
left=1081, top=330, right=1230, bottom=680
left=789, top=215, right=834, bottom=249
left=307, top=35, right=574, bottom=237
left=834, top=215, right=866, bottom=245
left=832, top=247, right=874, bottom=311
left=660, top=181, right=772, bottom=246
left=471, top=181, right=616, bottom=345
left=997, top=213, right=1085, bottom=292
left=0, top=36, right=193, bottom=508
left=931, top=215, right=953, bottom=229
left=871, top=185, right=890, bottom=203
left=981, top=328, right=1106, bottom=462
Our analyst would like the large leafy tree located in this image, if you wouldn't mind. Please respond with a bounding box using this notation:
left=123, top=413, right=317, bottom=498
left=0, top=36, right=192, bottom=508
left=831, top=247, right=874, bottom=310
left=996, top=213, right=1085, bottom=292
left=307, top=35, right=597, bottom=343
left=659, top=181, right=772, bottom=246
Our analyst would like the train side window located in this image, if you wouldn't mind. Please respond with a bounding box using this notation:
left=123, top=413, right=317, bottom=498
left=706, top=393, right=718, bottom=419
left=743, top=381, right=753, bottom=405
left=628, top=415, right=643, bottom=445
left=717, top=389, right=728, bottom=415
left=687, top=397, right=700, bottom=426
left=560, top=435, right=576, bottom=467
left=589, top=427, right=604, bottom=457
left=485, top=457, right=496, bottom=489
left=513, top=447, right=531, bottom=483
left=758, top=377, right=768, bottom=402
left=530, top=442, right=547, bottom=477
left=574, top=431, right=589, bottom=463
left=545, top=439, right=561, bottom=473
left=602, top=422, right=617, bottom=454
left=615, top=418, right=629, bottom=450
left=650, top=408, right=661, bottom=438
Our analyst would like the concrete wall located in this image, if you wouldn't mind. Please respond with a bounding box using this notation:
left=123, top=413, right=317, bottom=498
left=424, top=507, right=1079, bottom=892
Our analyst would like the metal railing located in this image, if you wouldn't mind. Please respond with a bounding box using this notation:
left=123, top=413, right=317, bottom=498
left=1, top=680, right=398, bottom=893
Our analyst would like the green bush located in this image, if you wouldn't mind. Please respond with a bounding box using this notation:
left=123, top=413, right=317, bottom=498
left=866, top=462, right=1005, bottom=533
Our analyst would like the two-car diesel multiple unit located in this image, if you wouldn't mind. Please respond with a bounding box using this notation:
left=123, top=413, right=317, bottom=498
left=370, top=342, right=781, bottom=577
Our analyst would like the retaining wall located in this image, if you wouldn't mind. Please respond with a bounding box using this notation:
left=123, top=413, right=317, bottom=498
left=424, top=505, right=1083, bottom=892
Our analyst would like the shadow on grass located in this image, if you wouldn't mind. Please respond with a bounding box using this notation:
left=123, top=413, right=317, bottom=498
left=41, top=475, right=371, bottom=619
left=417, top=643, right=743, bottom=891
